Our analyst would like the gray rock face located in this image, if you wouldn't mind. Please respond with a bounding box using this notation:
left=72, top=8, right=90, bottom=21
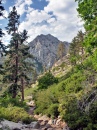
left=0, top=120, right=39, bottom=130
left=29, top=34, right=69, bottom=71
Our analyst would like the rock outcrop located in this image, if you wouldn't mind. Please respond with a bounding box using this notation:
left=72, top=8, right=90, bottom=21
left=29, top=34, right=69, bottom=72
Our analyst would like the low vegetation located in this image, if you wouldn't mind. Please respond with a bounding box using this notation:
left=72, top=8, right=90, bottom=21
left=33, top=52, right=97, bottom=129
left=0, top=96, right=34, bottom=123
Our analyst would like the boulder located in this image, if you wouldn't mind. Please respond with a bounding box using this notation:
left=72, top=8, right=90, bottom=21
left=26, top=100, right=35, bottom=107
left=40, top=121, right=47, bottom=126
left=34, top=114, right=42, bottom=119
left=30, top=121, right=40, bottom=129
left=1, top=120, right=23, bottom=130
left=0, top=124, right=3, bottom=129
left=48, top=119, right=53, bottom=125
left=1, top=120, right=40, bottom=130
left=56, top=119, right=61, bottom=126
left=38, top=115, right=49, bottom=121
left=41, top=124, right=52, bottom=130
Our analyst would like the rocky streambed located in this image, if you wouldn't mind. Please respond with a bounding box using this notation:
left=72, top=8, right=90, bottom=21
left=0, top=100, right=69, bottom=130
left=0, top=116, right=69, bottom=130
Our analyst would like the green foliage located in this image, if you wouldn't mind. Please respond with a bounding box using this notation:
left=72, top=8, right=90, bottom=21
left=69, top=31, right=84, bottom=66
left=0, top=96, right=34, bottom=123
left=34, top=52, right=97, bottom=129
left=76, top=0, right=97, bottom=49
left=57, top=42, right=65, bottom=59
left=0, top=106, right=33, bottom=123
left=59, top=95, right=84, bottom=129
left=3, top=7, right=33, bottom=100
left=38, top=72, right=58, bottom=89
left=47, top=103, right=59, bottom=118
left=0, top=96, right=28, bottom=110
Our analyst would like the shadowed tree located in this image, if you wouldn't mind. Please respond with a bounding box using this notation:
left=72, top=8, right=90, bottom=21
left=4, top=7, right=33, bottom=99
left=57, top=42, right=65, bottom=60
left=0, top=0, right=6, bottom=74
left=69, top=31, right=85, bottom=66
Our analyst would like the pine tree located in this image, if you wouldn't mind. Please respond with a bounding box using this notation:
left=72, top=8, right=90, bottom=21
left=4, top=7, right=33, bottom=99
left=18, top=30, right=33, bottom=101
left=0, top=0, right=4, bottom=17
left=69, top=37, right=78, bottom=66
left=0, top=0, right=6, bottom=55
left=4, top=6, right=20, bottom=98
left=0, top=0, right=6, bottom=74
left=76, top=31, right=85, bottom=63
left=57, top=42, right=65, bottom=60
left=69, top=31, right=85, bottom=66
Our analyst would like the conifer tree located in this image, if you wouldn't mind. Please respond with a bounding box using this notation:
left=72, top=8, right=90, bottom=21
left=4, top=6, right=20, bottom=98
left=18, top=30, right=33, bottom=101
left=0, top=0, right=6, bottom=55
left=69, top=31, right=85, bottom=66
left=69, top=37, right=78, bottom=66
left=76, top=31, right=85, bottom=63
left=0, top=0, right=6, bottom=74
left=57, top=42, right=65, bottom=60
left=4, top=7, right=33, bottom=99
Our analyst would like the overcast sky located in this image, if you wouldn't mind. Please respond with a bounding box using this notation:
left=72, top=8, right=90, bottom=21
left=1, top=0, right=84, bottom=44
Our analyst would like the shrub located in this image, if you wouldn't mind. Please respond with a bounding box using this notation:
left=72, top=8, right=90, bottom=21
left=47, top=104, right=59, bottom=118
left=38, top=72, right=58, bottom=89
left=0, top=106, right=33, bottom=123
left=0, top=96, right=28, bottom=110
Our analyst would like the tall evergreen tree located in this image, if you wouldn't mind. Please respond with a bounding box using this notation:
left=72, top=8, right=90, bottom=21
left=4, top=7, right=33, bottom=99
left=5, top=6, right=20, bottom=98
left=57, top=42, right=65, bottom=60
left=0, top=0, right=4, bottom=17
left=18, top=30, right=33, bottom=101
left=0, top=0, right=6, bottom=55
left=0, top=0, right=6, bottom=75
left=69, top=37, right=78, bottom=66
left=76, top=31, right=85, bottom=63
left=69, top=31, right=85, bottom=66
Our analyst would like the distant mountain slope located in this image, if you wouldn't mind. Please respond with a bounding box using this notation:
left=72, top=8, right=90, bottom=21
left=29, top=34, right=70, bottom=72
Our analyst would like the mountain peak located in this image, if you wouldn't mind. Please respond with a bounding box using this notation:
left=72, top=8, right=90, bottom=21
left=29, top=34, right=69, bottom=72
left=36, top=34, right=58, bottom=40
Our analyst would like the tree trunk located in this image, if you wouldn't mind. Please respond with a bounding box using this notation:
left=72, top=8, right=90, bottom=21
left=12, top=91, right=17, bottom=98
left=21, top=78, right=24, bottom=101
left=13, top=41, right=19, bottom=98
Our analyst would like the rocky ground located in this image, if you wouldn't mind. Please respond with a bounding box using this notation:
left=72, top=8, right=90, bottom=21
left=0, top=106, right=69, bottom=130
left=0, top=99, right=69, bottom=130
left=27, top=101, right=70, bottom=130
left=0, top=116, right=69, bottom=130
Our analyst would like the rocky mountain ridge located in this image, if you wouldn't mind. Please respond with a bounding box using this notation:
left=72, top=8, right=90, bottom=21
left=29, top=34, right=70, bottom=72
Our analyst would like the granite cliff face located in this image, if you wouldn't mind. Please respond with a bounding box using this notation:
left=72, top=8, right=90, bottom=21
left=29, top=34, right=69, bottom=72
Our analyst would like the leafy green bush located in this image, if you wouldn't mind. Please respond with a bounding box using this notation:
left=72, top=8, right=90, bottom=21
left=47, top=104, right=59, bottom=118
left=0, top=96, right=28, bottom=110
left=0, top=106, right=34, bottom=123
left=38, top=72, right=58, bottom=89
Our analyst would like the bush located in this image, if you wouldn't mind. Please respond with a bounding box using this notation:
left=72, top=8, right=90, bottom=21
left=0, top=106, right=34, bottom=123
left=0, top=96, right=28, bottom=110
left=47, top=104, right=59, bottom=118
left=38, top=72, right=58, bottom=89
